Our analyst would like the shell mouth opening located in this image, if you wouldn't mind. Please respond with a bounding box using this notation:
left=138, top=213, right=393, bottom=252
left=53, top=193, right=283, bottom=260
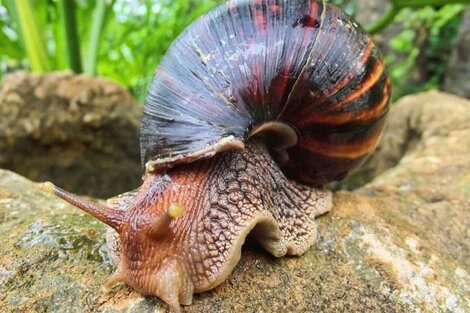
left=144, top=122, right=298, bottom=174
left=144, top=135, right=245, bottom=173
left=249, top=121, right=298, bottom=165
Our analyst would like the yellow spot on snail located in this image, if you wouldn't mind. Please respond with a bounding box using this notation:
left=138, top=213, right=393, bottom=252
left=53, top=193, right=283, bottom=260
left=168, top=203, right=185, bottom=219
left=40, top=182, right=55, bottom=193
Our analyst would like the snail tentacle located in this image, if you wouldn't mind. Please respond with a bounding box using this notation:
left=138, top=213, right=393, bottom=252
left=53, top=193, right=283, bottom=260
left=47, top=184, right=125, bottom=231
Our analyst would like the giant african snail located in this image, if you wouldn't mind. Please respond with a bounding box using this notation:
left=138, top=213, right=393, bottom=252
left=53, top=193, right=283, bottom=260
left=44, top=0, right=390, bottom=312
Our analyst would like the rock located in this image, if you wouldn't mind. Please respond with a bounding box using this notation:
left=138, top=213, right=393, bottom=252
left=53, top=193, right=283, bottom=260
left=1, top=91, right=470, bottom=312
left=0, top=72, right=142, bottom=198
left=337, top=91, right=470, bottom=189
left=443, top=7, right=470, bottom=99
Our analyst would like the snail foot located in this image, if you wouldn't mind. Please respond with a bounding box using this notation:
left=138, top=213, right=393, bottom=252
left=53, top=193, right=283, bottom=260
left=103, top=270, right=125, bottom=291
left=151, top=258, right=194, bottom=312
left=275, top=182, right=333, bottom=256
left=111, top=257, right=193, bottom=313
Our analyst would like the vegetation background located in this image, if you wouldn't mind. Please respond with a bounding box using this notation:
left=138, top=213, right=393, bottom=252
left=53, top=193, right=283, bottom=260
left=0, top=0, right=469, bottom=102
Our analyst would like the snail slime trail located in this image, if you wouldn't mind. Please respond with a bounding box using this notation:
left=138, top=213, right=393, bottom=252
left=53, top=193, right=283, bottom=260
left=46, top=0, right=390, bottom=312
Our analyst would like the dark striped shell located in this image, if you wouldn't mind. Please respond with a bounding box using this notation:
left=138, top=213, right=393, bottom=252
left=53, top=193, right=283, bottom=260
left=141, top=0, right=391, bottom=186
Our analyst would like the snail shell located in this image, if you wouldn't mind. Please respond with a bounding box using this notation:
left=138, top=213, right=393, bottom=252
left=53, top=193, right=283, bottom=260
left=141, top=0, right=390, bottom=186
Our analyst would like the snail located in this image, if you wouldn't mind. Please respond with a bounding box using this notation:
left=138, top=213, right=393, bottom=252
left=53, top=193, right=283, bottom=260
left=43, top=0, right=390, bottom=312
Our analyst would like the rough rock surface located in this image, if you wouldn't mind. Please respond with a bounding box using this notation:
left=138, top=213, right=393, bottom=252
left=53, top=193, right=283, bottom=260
left=338, top=90, right=470, bottom=189
left=1, top=91, right=470, bottom=312
left=0, top=72, right=142, bottom=198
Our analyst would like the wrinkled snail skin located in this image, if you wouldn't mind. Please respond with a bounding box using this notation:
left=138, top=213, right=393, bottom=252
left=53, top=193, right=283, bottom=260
left=102, top=140, right=332, bottom=312
left=48, top=0, right=390, bottom=312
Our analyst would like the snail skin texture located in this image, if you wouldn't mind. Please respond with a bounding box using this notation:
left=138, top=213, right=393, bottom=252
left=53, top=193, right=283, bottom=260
left=48, top=0, right=390, bottom=312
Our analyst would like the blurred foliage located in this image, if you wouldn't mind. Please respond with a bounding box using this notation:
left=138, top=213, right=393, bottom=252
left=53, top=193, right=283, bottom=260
left=0, top=0, right=220, bottom=100
left=329, top=0, right=468, bottom=100
left=329, top=0, right=357, bottom=15
left=0, top=0, right=469, bottom=101
left=98, top=0, right=220, bottom=99
left=387, top=4, right=466, bottom=99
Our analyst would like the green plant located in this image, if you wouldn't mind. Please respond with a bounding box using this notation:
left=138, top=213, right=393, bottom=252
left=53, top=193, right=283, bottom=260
left=387, top=4, right=466, bottom=99
left=0, top=0, right=221, bottom=100
left=85, top=0, right=115, bottom=76
left=14, top=0, right=51, bottom=72
left=327, top=0, right=357, bottom=15
left=0, top=2, right=24, bottom=80
left=1, top=0, right=118, bottom=75
left=0, top=0, right=469, bottom=103
left=59, top=0, right=82, bottom=72
left=366, top=0, right=470, bottom=34
left=97, top=0, right=220, bottom=100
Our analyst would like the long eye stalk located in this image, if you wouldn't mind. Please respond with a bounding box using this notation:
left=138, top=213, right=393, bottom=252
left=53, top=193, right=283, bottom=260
left=41, top=182, right=125, bottom=231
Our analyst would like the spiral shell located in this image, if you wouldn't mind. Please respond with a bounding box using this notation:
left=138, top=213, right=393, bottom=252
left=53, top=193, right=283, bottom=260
left=141, top=0, right=390, bottom=186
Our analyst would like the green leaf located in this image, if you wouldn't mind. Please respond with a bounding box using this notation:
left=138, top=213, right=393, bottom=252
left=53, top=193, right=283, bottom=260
left=59, top=0, right=83, bottom=73
left=14, top=0, right=50, bottom=72
left=390, top=29, right=416, bottom=52
left=0, top=16, right=24, bottom=58
left=84, top=0, right=115, bottom=76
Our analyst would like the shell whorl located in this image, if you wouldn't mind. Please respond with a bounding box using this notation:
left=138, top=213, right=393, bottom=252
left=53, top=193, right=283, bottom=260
left=141, top=0, right=390, bottom=186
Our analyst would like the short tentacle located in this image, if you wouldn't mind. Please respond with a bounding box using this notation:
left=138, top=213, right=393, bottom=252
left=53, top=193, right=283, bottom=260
left=148, top=203, right=186, bottom=239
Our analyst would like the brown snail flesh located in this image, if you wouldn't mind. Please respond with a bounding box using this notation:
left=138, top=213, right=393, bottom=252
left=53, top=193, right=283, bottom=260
left=47, top=0, right=390, bottom=312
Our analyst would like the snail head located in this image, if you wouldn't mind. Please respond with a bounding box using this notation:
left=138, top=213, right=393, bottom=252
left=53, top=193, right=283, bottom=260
left=42, top=173, right=196, bottom=313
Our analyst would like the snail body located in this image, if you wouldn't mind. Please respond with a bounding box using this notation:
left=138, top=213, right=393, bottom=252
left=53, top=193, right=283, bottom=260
left=50, top=0, right=390, bottom=312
